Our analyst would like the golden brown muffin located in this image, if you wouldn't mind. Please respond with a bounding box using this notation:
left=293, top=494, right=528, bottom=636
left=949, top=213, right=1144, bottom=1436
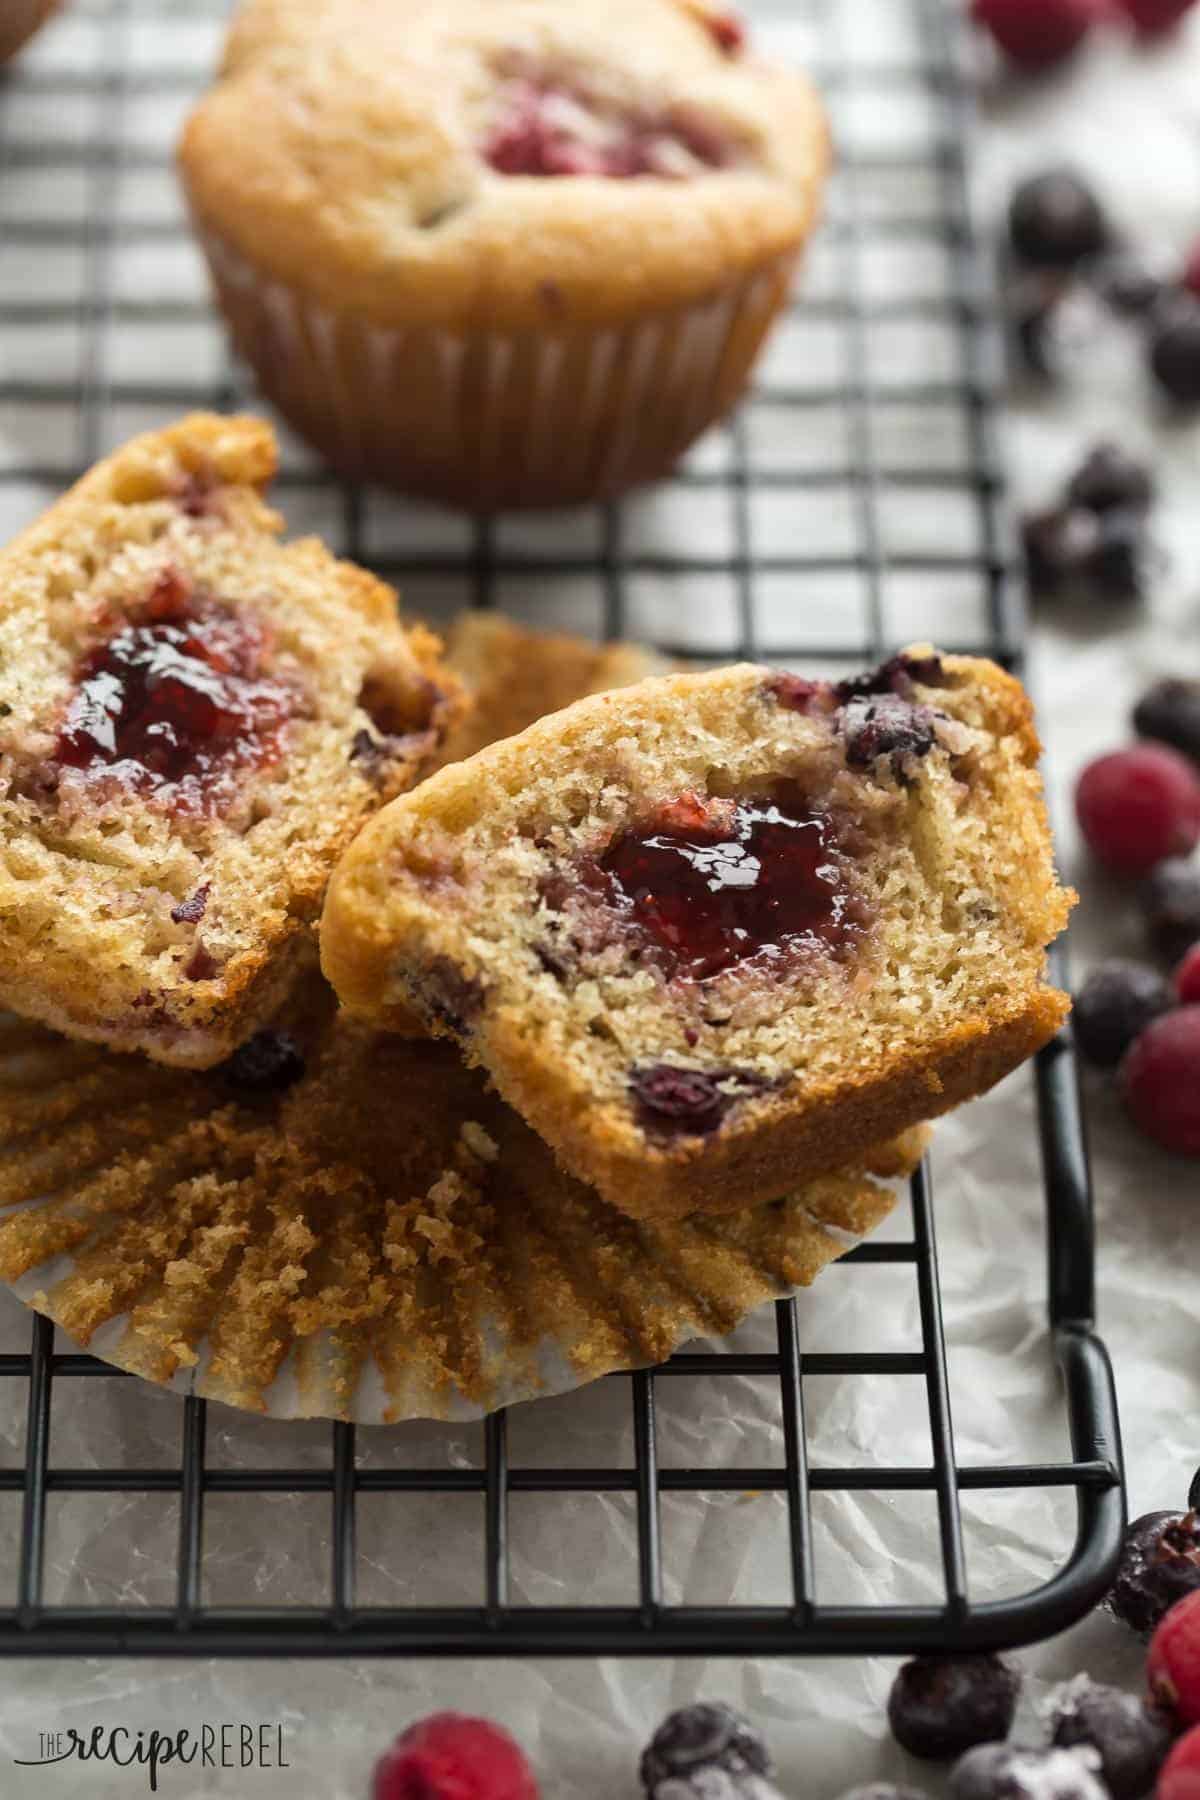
left=0, top=0, right=59, bottom=64
left=322, top=649, right=1073, bottom=1222
left=178, top=0, right=829, bottom=508
left=0, top=414, right=461, bottom=1069
left=0, top=986, right=903, bottom=1421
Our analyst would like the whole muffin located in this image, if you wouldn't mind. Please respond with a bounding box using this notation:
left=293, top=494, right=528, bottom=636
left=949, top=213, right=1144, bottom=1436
left=179, top=0, right=829, bottom=510
left=0, top=0, right=60, bottom=64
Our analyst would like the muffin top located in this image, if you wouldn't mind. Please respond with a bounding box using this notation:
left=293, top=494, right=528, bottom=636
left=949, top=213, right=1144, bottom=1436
left=179, top=0, right=829, bottom=332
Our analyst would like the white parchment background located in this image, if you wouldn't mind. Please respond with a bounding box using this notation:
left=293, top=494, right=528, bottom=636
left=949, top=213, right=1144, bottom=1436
left=0, top=1, right=1198, bottom=1794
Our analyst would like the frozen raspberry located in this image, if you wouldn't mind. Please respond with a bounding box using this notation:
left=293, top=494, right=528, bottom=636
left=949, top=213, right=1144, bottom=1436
left=1150, top=296, right=1200, bottom=406
left=1009, top=170, right=1110, bottom=270
left=1048, top=1675, right=1174, bottom=1800
left=1120, top=1009, right=1200, bottom=1155
left=1066, top=443, right=1155, bottom=514
left=1075, top=744, right=1200, bottom=875
left=1177, top=944, right=1200, bottom=1004
left=1150, top=1588, right=1200, bottom=1726
left=219, top=1030, right=306, bottom=1095
left=1073, top=959, right=1172, bottom=1068
left=887, top=1655, right=1020, bottom=1761
left=949, top=1744, right=1106, bottom=1800
left=1142, top=859, right=1200, bottom=961
left=1110, top=1511, right=1200, bottom=1637
left=372, top=1714, right=539, bottom=1800
left=1134, top=678, right=1200, bottom=765
left=1117, top=0, right=1198, bottom=34
left=1159, top=1724, right=1200, bottom=1800
left=972, top=0, right=1102, bottom=70
left=640, top=1704, right=774, bottom=1798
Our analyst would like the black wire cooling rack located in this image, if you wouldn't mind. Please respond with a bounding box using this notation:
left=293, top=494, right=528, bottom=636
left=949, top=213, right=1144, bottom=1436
left=0, top=0, right=1125, bottom=1657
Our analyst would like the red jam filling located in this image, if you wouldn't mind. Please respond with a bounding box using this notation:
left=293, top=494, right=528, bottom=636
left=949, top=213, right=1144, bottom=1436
left=55, top=570, right=293, bottom=813
left=596, top=786, right=863, bottom=981
left=483, top=77, right=735, bottom=179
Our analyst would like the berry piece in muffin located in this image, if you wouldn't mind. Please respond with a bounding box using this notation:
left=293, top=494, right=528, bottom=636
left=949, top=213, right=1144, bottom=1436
left=322, top=650, right=1072, bottom=1222
left=0, top=413, right=460, bottom=1068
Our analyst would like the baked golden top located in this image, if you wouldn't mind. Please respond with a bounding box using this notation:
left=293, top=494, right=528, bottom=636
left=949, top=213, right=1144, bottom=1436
left=179, top=0, right=829, bottom=331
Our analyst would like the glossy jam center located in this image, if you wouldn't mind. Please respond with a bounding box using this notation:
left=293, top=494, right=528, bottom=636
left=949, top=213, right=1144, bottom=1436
left=56, top=571, right=292, bottom=811
left=599, top=788, right=857, bottom=980
left=483, top=78, right=733, bottom=179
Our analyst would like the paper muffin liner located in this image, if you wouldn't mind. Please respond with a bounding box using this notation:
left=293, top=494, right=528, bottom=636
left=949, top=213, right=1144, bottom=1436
left=0, top=0, right=59, bottom=63
left=196, top=227, right=798, bottom=509
left=0, top=985, right=899, bottom=1423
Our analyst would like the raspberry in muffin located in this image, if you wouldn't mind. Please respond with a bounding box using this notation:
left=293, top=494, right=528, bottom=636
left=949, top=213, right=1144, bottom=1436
left=322, top=651, right=1073, bottom=1222
left=178, top=0, right=829, bottom=509
left=0, top=413, right=460, bottom=1069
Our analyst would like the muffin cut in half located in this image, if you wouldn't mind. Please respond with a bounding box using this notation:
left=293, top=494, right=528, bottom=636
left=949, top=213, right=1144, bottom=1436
left=0, top=413, right=460, bottom=1069
left=322, top=650, right=1073, bottom=1221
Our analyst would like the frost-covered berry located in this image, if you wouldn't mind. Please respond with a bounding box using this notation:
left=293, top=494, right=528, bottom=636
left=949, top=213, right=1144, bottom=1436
left=1109, top=1510, right=1200, bottom=1638
left=949, top=1743, right=1107, bottom=1800
left=887, top=1655, right=1020, bottom=1761
left=1047, top=1674, right=1174, bottom=1800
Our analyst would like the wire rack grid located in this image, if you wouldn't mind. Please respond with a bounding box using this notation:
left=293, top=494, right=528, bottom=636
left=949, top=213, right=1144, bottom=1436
left=0, top=0, right=1124, bottom=1658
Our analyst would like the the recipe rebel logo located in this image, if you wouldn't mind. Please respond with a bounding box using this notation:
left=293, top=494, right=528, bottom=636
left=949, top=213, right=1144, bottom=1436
left=13, top=1721, right=292, bottom=1791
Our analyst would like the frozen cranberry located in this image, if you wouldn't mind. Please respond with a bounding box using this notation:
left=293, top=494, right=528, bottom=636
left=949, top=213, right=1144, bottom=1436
left=1150, top=296, right=1200, bottom=406
left=1048, top=1676, right=1173, bottom=1800
left=1066, top=443, right=1155, bottom=514
left=1160, top=1725, right=1200, bottom=1800
left=1135, top=678, right=1200, bottom=765
left=55, top=570, right=291, bottom=813
left=1177, top=944, right=1200, bottom=1004
left=1075, top=745, right=1200, bottom=875
left=1109, top=1510, right=1200, bottom=1637
left=1150, top=1588, right=1200, bottom=1725
left=1120, top=1009, right=1200, bottom=1155
left=1142, top=858, right=1200, bottom=960
left=972, top=0, right=1102, bottom=69
left=1117, top=0, right=1198, bottom=33
left=220, top=1030, right=306, bottom=1096
left=1073, top=959, right=1172, bottom=1068
left=373, top=1714, right=538, bottom=1800
left=600, top=787, right=864, bottom=981
left=887, top=1655, right=1019, bottom=1761
left=640, top=1703, right=772, bottom=1797
left=1009, top=170, right=1110, bottom=270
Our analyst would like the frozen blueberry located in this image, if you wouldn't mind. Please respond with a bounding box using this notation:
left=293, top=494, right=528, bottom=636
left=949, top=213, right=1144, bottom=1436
left=219, top=1030, right=306, bottom=1095
left=1048, top=1675, right=1174, bottom=1800
left=631, top=1067, right=769, bottom=1137
left=1079, top=508, right=1153, bottom=602
left=1021, top=507, right=1097, bottom=596
left=1108, top=1509, right=1200, bottom=1638
left=1073, top=961, right=1173, bottom=1069
left=1009, top=170, right=1110, bottom=272
left=1091, top=252, right=1166, bottom=320
left=949, top=1744, right=1108, bottom=1800
left=840, top=696, right=940, bottom=772
left=641, top=1704, right=774, bottom=1799
left=888, top=1655, right=1021, bottom=1761
left=1134, top=678, right=1200, bottom=765
left=1150, top=296, right=1200, bottom=406
left=1066, top=445, right=1155, bottom=516
left=1141, top=859, right=1200, bottom=962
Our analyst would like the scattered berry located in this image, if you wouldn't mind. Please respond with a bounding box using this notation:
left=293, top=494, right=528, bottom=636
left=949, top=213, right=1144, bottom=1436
left=1110, top=1511, right=1200, bottom=1636
left=1079, top=506, right=1153, bottom=601
left=1141, top=858, right=1200, bottom=961
left=371, top=1714, right=539, bottom=1800
left=1066, top=443, right=1155, bottom=514
left=1117, top=0, right=1198, bottom=34
left=973, top=0, right=1102, bottom=71
left=949, top=1743, right=1107, bottom=1800
left=1093, top=251, right=1166, bottom=319
left=704, top=9, right=746, bottom=54
left=1150, top=296, right=1200, bottom=406
left=219, top=1030, right=306, bottom=1095
left=1134, top=678, right=1200, bottom=766
left=1073, top=959, right=1173, bottom=1068
left=1075, top=745, right=1200, bottom=875
left=1120, top=1009, right=1200, bottom=1155
left=1009, top=169, right=1110, bottom=271
left=1150, top=1589, right=1200, bottom=1726
left=887, top=1655, right=1020, bottom=1761
left=1177, top=944, right=1200, bottom=1005
left=1022, top=506, right=1098, bottom=595
left=640, top=1704, right=773, bottom=1798
left=1158, top=1724, right=1200, bottom=1800
left=1048, top=1675, right=1174, bottom=1800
